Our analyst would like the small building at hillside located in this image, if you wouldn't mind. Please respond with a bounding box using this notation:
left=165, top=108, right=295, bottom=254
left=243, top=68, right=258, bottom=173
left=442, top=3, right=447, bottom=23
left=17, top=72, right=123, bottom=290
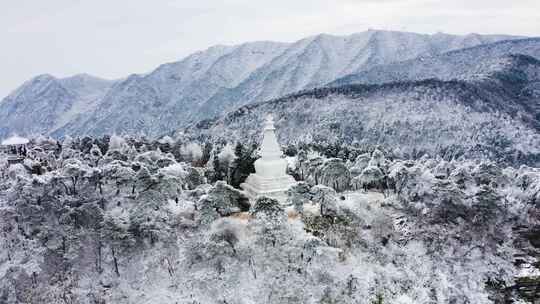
left=1, top=136, right=29, bottom=165
left=241, top=115, right=296, bottom=202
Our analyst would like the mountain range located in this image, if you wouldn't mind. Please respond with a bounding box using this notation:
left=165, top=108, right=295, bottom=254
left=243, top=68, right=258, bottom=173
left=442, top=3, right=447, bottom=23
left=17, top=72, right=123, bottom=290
left=0, top=30, right=525, bottom=138
left=184, top=53, right=540, bottom=166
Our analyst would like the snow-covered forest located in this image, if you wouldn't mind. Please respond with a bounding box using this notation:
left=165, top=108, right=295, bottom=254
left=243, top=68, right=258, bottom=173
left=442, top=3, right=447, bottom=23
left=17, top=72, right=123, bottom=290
left=1, top=134, right=539, bottom=303
left=186, top=79, right=540, bottom=168
left=1, top=0, right=540, bottom=301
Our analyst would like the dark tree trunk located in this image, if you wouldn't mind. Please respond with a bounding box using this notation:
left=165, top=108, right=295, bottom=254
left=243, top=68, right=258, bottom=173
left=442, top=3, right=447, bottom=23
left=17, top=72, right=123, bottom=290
left=111, top=246, right=120, bottom=277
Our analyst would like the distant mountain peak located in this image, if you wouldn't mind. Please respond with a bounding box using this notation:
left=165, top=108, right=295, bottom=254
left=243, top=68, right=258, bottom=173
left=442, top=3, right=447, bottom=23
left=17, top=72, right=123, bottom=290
left=30, top=73, right=57, bottom=83
left=61, top=73, right=108, bottom=82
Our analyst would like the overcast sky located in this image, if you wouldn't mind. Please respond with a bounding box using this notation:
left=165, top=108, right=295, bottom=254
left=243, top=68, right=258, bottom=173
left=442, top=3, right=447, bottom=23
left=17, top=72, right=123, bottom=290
left=1, top=0, right=539, bottom=98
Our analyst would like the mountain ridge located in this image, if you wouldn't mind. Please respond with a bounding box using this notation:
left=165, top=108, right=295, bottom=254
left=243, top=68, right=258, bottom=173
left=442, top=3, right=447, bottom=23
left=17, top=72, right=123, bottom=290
left=0, top=30, right=525, bottom=138
left=0, top=73, right=118, bottom=137
left=193, top=31, right=524, bottom=121
left=330, top=37, right=540, bottom=86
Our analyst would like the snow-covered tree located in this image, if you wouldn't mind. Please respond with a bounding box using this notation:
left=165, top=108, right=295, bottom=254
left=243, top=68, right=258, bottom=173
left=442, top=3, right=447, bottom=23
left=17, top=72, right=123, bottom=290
left=181, top=142, right=203, bottom=165
left=286, top=182, right=311, bottom=213
left=311, top=185, right=338, bottom=217
left=319, top=158, right=351, bottom=192
left=109, top=134, right=128, bottom=152
left=353, top=165, right=385, bottom=192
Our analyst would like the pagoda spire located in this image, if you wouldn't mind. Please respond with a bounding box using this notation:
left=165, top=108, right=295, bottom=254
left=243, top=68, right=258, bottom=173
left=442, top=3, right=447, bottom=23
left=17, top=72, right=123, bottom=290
left=260, top=115, right=283, bottom=161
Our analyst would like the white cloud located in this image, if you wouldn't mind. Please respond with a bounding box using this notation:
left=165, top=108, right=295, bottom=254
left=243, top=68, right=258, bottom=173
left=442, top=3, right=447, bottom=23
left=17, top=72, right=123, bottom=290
left=0, top=0, right=538, bottom=98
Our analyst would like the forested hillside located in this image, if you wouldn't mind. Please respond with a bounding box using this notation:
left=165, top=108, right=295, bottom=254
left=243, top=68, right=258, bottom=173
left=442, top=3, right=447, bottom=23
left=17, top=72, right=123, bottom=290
left=184, top=78, right=540, bottom=167
left=1, top=134, right=539, bottom=303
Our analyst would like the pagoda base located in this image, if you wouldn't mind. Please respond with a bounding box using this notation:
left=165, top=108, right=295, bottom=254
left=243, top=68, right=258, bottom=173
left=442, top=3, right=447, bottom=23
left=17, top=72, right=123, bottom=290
left=241, top=174, right=297, bottom=203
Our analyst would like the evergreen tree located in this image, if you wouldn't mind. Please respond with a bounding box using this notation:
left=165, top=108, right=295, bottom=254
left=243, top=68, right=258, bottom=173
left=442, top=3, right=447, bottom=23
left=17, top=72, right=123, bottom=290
left=230, top=142, right=256, bottom=188
left=201, top=142, right=213, bottom=165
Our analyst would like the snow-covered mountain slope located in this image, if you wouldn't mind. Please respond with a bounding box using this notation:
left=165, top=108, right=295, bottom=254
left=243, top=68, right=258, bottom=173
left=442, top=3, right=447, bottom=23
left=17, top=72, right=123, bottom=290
left=331, top=38, right=540, bottom=86
left=56, top=41, right=290, bottom=137
left=183, top=58, right=540, bottom=166
left=0, top=74, right=116, bottom=138
left=194, top=31, right=522, bottom=120
left=0, top=30, right=521, bottom=138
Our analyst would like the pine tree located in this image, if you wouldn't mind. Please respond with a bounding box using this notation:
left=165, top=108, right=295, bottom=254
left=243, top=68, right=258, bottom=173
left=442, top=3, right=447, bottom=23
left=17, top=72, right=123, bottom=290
left=201, top=142, right=213, bottom=165
left=230, top=142, right=256, bottom=188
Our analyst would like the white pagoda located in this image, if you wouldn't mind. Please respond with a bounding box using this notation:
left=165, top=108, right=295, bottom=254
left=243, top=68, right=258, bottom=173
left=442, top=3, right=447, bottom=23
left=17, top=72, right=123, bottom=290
left=241, top=115, right=296, bottom=202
